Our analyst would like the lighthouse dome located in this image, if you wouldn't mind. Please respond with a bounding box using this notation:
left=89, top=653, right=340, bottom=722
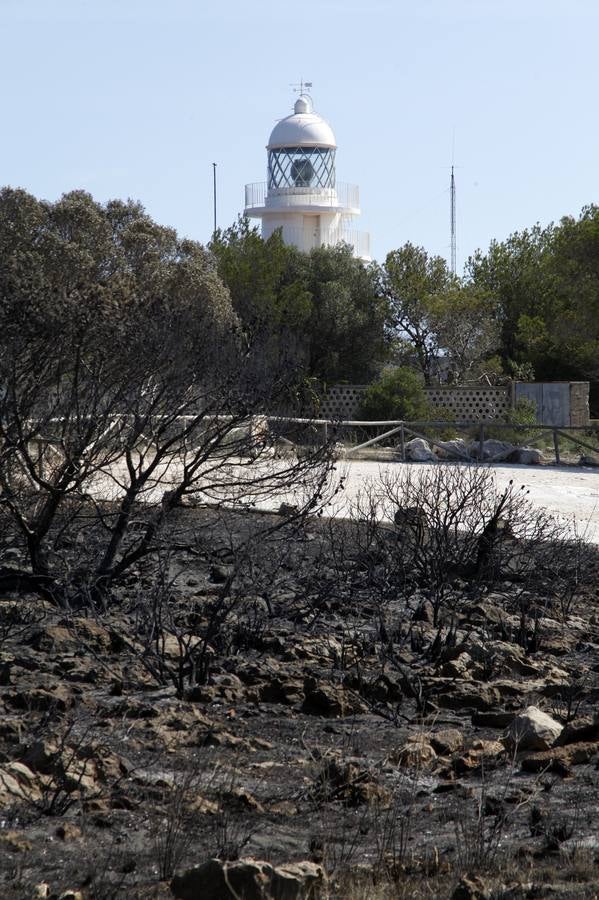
left=267, top=95, right=337, bottom=149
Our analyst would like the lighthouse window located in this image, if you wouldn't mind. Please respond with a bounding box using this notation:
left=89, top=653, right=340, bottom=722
left=268, top=147, right=336, bottom=190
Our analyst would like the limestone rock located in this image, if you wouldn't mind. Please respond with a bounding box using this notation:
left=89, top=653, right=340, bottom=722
left=404, top=438, right=436, bottom=462
left=440, top=652, right=473, bottom=679
left=453, top=739, right=505, bottom=775
left=433, top=439, right=471, bottom=460
left=505, top=706, right=563, bottom=751
left=430, top=729, right=464, bottom=755
left=555, top=717, right=599, bottom=746
left=469, top=439, right=514, bottom=462
left=436, top=681, right=501, bottom=712
left=315, top=759, right=390, bottom=807
left=394, top=735, right=437, bottom=770
left=512, top=447, right=543, bottom=465
left=171, top=857, right=324, bottom=900
left=302, top=676, right=366, bottom=718
left=0, top=762, right=41, bottom=805
left=520, top=741, right=599, bottom=774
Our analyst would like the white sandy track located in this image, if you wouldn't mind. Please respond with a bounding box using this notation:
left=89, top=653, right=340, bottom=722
left=89, top=456, right=599, bottom=544
left=323, top=460, right=599, bottom=543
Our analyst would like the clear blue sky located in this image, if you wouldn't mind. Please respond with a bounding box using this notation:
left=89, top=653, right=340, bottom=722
left=2, top=0, right=597, bottom=270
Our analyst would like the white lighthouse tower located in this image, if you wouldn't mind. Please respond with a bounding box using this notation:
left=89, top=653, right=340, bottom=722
left=244, top=92, right=370, bottom=259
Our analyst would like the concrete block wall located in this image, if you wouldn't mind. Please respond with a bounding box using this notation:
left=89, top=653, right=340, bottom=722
left=318, top=381, right=590, bottom=425
left=425, top=386, right=511, bottom=422
left=319, top=384, right=512, bottom=422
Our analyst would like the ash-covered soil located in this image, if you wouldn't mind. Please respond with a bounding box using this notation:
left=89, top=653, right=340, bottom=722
left=1, top=506, right=599, bottom=899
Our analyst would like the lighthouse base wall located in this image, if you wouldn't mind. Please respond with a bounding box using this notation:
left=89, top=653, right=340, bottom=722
left=261, top=212, right=344, bottom=253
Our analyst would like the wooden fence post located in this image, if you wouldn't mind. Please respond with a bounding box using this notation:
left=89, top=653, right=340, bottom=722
left=553, top=429, right=560, bottom=465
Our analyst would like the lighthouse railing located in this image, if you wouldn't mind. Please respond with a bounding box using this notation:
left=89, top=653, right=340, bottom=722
left=244, top=181, right=360, bottom=212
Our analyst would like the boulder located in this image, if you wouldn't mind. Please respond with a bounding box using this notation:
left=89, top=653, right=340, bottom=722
left=453, top=739, right=505, bottom=775
left=511, top=447, right=543, bottom=465
left=404, top=438, right=436, bottom=462
left=430, top=729, right=464, bottom=755
left=315, top=759, right=390, bottom=807
left=440, top=652, right=473, bottom=679
left=394, top=735, right=437, bottom=770
left=554, top=716, right=599, bottom=746
left=505, top=706, right=563, bottom=751
left=0, top=762, right=41, bottom=805
left=171, top=857, right=324, bottom=900
left=520, top=742, right=599, bottom=774
left=469, top=439, right=515, bottom=462
left=433, top=439, right=471, bottom=460
left=302, top=676, right=367, bottom=718
left=436, top=681, right=501, bottom=712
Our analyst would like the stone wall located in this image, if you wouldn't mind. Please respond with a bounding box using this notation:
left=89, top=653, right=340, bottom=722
left=569, top=382, right=590, bottom=427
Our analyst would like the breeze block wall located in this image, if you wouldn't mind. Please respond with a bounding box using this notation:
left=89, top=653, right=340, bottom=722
left=318, top=384, right=512, bottom=422
left=424, top=386, right=512, bottom=422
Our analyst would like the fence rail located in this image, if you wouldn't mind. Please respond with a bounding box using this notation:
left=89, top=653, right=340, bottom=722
left=266, top=417, right=599, bottom=467
left=21, top=415, right=599, bottom=469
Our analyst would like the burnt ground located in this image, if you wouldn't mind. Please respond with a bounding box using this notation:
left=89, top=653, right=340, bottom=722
left=1, top=506, right=599, bottom=899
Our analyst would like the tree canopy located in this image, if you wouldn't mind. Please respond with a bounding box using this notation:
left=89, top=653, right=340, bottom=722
left=377, top=243, right=499, bottom=384
left=210, top=219, right=388, bottom=385
left=467, top=205, right=599, bottom=393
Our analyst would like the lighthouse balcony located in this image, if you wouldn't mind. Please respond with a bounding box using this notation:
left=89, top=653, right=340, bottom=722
left=244, top=181, right=361, bottom=216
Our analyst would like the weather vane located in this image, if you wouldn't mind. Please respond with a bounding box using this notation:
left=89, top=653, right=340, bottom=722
left=290, top=79, right=313, bottom=96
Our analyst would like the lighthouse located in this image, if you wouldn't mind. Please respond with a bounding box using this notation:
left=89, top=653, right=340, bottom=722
left=244, top=92, right=370, bottom=259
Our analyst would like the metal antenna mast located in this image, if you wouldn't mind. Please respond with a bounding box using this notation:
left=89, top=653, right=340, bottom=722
left=450, top=164, right=456, bottom=275
left=212, top=162, right=217, bottom=235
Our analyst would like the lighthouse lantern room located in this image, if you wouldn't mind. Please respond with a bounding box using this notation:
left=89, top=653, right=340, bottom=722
left=244, top=93, right=370, bottom=259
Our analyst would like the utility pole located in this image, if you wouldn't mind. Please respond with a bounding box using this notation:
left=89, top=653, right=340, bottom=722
left=212, top=162, right=217, bottom=235
left=450, top=164, right=456, bottom=275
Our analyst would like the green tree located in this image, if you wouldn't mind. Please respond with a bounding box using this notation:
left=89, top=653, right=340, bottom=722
left=298, top=243, right=388, bottom=384
left=211, top=221, right=388, bottom=385
left=467, top=223, right=553, bottom=374
left=377, top=243, right=499, bottom=384
left=468, top=207, right=599, bottom=413
left=429, top=283, right=500, bottom=382
left=209, top=218, right=311, bottom=334
left=358, top=366, right=429, bottom=420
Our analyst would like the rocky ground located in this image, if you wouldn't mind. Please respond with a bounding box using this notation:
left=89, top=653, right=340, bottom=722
left=1, top=504, right=599, bottom=900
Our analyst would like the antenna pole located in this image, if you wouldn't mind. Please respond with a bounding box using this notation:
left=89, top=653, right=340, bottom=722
left=450, top=165, right=456, bottom=275
left=212, top=162, right=217, bottom=235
